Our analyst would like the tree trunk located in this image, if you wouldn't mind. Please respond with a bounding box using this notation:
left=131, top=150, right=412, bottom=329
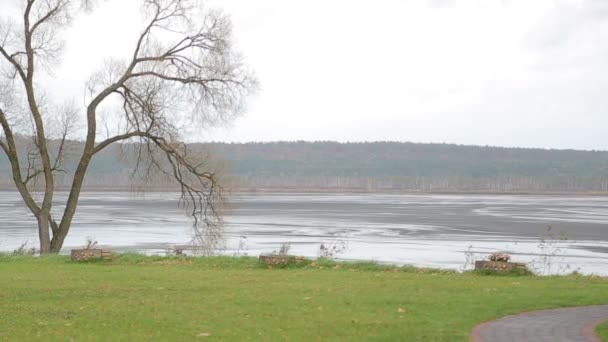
left=49, top=236, right=64, bottom=254
left=50, top=220, right=71, bottom=253
left=37, top=213, right=51, bottom=254
left=48, top=152, right=94, bottom=254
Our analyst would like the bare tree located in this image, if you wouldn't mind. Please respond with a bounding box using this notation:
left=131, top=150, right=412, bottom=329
left=0, top=0, right=256, bottom=254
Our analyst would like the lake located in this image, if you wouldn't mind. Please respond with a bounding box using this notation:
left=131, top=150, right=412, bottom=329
left=1, top=191, right=608, bottom=275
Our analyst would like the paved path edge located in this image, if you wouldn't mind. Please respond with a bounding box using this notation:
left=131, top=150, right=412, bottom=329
left=582, top=319, right=605, bottom=342
left=469, top=305, right=608, bottom=342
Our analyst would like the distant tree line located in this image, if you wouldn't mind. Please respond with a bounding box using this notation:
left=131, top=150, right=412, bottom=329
left=2, top=140, right=608, bottom=193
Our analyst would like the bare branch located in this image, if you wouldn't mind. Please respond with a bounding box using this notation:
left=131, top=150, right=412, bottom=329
left=49, top=216, right=59, bottom=235
left=140, top=135, right=226, bottom=253
left=0, top=45, right=27, bottom=82
left=0, top=107, right=41, bottom=215
left=29, top=1, right=69, bottom=35
left=93, top=130, right=149, bottom=154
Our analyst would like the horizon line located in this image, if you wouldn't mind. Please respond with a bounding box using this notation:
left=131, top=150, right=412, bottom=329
left=190, top=140, right=608, bottom=153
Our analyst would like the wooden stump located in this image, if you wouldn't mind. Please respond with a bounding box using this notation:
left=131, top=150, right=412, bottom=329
left=71, top=249, right=112, bottom=261
left=259, top=254, right=295, bottom=266
left=101, top=250, right=112, bottom=260
left=475, top=260, right=528, bottom=272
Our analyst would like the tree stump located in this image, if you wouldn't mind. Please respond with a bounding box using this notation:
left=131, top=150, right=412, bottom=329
left=475, top=260, right=528, bottom=272
left=258, top=254, right=295, bottom=266
left=71, top=249, right=112, bottom=261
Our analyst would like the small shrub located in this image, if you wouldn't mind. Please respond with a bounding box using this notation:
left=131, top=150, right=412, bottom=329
left=234, top=236, right=248, bottom=256
left=12, top=242, right=36, bottom=256
left=462, top=245, right=479, bottom=271
left=269, top=243, right=292, bottom=256
left=170, top=246, right=184, bottom=256
left=529, top=225, right=573, bottom=276
left=278, top=243, right=291, bottom=256
left=84, top=237, right=98, bottom=250
left=319, top=240, right=347, bottom=259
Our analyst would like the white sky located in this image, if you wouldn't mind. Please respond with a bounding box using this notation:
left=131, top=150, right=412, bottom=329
left=2, top=0, right=608, bottom=150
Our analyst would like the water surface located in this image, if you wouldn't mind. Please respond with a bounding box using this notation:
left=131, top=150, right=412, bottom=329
left=1, top=192, right=607, bottom=275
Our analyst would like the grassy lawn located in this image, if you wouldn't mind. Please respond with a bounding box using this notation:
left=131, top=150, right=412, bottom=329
left=598, top=321, right=608, bottom=341
left=1, top=254, right=607, bottom=341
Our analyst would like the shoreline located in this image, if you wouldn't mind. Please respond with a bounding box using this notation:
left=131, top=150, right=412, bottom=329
left=2, top=191, right=608, bottom=276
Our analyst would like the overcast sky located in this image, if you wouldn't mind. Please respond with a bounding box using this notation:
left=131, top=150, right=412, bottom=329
left=2, top=0, right=608, bottom=150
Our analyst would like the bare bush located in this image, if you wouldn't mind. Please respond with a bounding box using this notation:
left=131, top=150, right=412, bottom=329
left=272, top=242, right=291, bottom=256
left=319, top=239, right=348, bottom=259
left=12, top=241, right=37, bottom=256
left=462, top=245, right=479, bottom=271
left=529, top=225, right=577, bottom=275
left=83, top=237, right=98, bottom=250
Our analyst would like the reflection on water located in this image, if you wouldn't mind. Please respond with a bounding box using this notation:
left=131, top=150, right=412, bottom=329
left=1, top=191, right=607, bottom=275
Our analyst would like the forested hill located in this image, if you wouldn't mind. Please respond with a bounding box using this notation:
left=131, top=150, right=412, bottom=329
left=1, top=141, right=608, bottom=193
left=208, top=142, right=608, bottom=193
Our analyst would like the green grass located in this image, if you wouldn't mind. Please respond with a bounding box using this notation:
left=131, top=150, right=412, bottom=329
left=1, top=255, right=607, bottom=341
left=597, top=320, right=608, bottom=341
